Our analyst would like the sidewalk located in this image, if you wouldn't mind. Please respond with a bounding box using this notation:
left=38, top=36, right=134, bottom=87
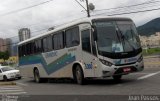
left=0, top=82, right=16, bottom=86
left=143, top=54, right=160, bottom=59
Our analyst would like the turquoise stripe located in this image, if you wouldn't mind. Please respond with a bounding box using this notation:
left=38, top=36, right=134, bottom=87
left=19, top=53, right=76, bottom=75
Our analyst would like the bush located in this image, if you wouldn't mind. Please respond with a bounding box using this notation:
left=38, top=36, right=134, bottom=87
left=143, top=48, right=160, bottom=56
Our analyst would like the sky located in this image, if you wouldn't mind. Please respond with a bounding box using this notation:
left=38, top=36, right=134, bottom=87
left=0, top=0, right=160, bottom=39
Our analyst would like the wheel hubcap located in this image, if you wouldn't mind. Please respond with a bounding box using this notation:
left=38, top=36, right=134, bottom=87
left=76, top=69, right=81, bottom=83
left=35, top=71, right=39, bottom=82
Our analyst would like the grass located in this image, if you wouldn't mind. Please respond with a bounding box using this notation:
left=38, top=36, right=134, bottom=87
left=142, top=47, right=160, bottom=56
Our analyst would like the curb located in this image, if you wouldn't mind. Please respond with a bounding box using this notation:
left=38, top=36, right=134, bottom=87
left=0, top=82, right=16, bottom=86
left=144, top=55, right=160, bottom=59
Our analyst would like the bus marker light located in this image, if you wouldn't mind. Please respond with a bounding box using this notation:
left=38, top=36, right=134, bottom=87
left=94, top=64, right=97, bottom=68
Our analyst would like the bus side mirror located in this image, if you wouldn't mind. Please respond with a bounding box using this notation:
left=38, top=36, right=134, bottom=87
left=92, top=25, right=97, bottom=41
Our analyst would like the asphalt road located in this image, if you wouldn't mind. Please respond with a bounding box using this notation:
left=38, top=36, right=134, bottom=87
left=0, top=56, right=160, bottom=101
left=13, top=56, right=160, bottom=95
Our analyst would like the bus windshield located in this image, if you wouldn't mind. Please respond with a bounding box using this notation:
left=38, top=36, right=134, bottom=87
left=93, top=20, right=141, bottom=58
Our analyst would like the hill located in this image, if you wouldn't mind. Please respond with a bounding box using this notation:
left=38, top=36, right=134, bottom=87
left=137, top=18, right=160, bottom=36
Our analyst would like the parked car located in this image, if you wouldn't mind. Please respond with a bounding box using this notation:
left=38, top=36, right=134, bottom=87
left=0, top=66, right=21, bottom=81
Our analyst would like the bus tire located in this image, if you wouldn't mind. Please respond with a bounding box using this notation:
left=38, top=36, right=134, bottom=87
left=113, top=75, right=122, bottom=81
left=3, top=75, right=8, bottom=81
left=18, top=77, right=22, bottom=79
left=74, top=65, right=85, bottom=85
left=34, top=69, right=42, bottom=83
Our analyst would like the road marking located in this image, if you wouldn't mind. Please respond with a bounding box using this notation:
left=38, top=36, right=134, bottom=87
left=0, top=85, right=27, bottom=95
left=137, top=71, right=160, bottom=80
left=16, top=82, right=28, bottom=86
left=0, top=86, right=22, bottom=90
left=0, top=90, right=23, bottom=93
left=132, top=72, right=150, bottom=74
left=0, top=87, right=22, bottom=90
left=1, top=92, right=27, bottom=95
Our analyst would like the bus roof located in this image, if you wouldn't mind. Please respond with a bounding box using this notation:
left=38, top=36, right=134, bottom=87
left=18, top=16, right=131, bottom=45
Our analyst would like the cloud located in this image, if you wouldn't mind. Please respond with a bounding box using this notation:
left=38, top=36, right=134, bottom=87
left=0, top=0, right=160, bottom=39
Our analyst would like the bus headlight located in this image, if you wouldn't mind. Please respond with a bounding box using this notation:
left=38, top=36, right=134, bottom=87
left=99, top=59, right=113, bottom=66
left=137, top=55, right=143, bottom=62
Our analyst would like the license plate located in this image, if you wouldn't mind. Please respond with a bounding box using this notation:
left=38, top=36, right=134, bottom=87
left=123, top=68, right=131, bottom=72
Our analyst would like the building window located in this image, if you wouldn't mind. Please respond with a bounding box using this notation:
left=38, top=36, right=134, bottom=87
left=66, top=27, right=79, bottom=48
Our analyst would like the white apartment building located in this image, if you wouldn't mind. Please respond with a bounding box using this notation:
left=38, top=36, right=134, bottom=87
left=140, top=32, right=160, bottom=48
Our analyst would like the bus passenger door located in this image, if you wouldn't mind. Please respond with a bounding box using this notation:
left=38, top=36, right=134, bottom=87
left=81, top=29, right=96, bottom=77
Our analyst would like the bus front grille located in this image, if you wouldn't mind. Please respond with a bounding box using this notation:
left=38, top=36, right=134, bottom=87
left=114, top=66, right=137, bottom=75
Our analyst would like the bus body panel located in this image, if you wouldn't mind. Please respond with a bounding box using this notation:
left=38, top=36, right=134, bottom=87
left=19, top=45, right=83, bottom=78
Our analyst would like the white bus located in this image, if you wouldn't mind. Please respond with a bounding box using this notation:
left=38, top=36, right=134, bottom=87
left=18, top=16, right=144, bottom=85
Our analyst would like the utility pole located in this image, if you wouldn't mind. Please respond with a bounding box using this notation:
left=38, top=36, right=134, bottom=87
left=85, top=0, right=90, bottom=17
left=76, top=0, right=94, bottom=17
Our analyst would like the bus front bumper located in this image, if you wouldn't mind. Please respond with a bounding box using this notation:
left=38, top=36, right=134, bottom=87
left=102, top=62, right=144, bottom=77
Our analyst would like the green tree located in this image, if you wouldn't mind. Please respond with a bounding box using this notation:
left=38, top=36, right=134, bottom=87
left=0, top=51, right=9, bottom=60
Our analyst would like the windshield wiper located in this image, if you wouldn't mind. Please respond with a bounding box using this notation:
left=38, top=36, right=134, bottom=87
left=116, top=29, right=121, bottom=43
left=115, top=22, right=136, bottom=51
left=119, top=30, right=136, bottom=51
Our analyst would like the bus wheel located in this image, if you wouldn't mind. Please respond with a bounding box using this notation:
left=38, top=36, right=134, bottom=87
left=75, top=65, right=85, bottom=85
left=34, top=69, right=42, bottom=83
left=3, top=75, right=8, bottom=81
left=18, top=77, right=22, bottom=79
left=113, top=75, right=122, bottom=81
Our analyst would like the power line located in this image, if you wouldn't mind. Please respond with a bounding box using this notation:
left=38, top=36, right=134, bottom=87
left=0, top=42, right=18, bottom=48
left=91, top=0, right=160, bottom=16
left=94, top=6, right=160, bottom=16
left=2, top=13, right=85, bottom=40
left=0, top=16, right=86, bottom=48
left=74, top=0, right=87, bottom=11
left=1, top=6, right=160, bottom=48
left=74, top=0, right=90, bottom=17
left=12, top=0, right=160, bottom=30
left=2, top=0, right=160, bottom=41
left=0, top=0, right=54, bottom=17
left=4, top=27, right=48, bottom=39
left=95, top=3, right=160, bottom=17
left=94, top=0, right=159, bottom=12
left=92, top=0, right=160, bottom=16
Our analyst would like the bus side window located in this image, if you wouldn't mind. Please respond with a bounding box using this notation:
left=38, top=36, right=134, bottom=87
left=47, top=36, right=53, bottom=51
left=66, top=27, right=79, bottom=48
left=91, top=32, right=97, bottom=56
left=81, top=29, right=91, bottom=53
left=31, top=42, right=35, bottom=54
left=18, top=46, right=22, bottom=57
left=53, top=32, right=64, bottom=50
left=38, top=39, right=42, bottom=53
left=53, top=34, right=58, bottom=50
left=42, top=37, right=47, bottom=52
left=26, top=43, right=30, bottom=55
left=35, top=40, right=39, bottom=53
left=22, top=45, right=25, bottom=56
